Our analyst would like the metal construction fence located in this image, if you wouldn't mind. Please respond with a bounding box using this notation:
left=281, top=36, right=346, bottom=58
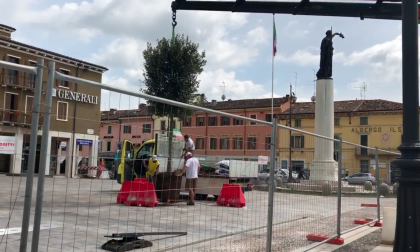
left=0, top=58, right=398, bottom=252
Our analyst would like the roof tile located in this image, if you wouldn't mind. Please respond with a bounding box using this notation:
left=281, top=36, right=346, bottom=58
left=281, top=99, right=404, bottom=115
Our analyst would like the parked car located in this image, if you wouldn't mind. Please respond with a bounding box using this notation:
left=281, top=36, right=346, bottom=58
left=346, top=172, right=376, bottom=185
left=258, top=169, right=297, bottom=183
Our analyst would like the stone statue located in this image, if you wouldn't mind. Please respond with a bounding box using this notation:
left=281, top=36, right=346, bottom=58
left=316, top=30, right=344, bottom=80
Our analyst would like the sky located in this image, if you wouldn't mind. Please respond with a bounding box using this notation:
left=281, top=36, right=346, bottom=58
left=1, top=0, right=409, bottom=111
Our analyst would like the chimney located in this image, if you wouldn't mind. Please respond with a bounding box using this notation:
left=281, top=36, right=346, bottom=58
left=138, top=103, right=147, bottom=109
left=286, top=94, right=290, bottom=98
left=228, top=99, right=232, bottom=101
left=211, top=100, right=217, bottom=106
left=110, top=108, right=117, bottom=114
left=0, top=24, right=16, bottom=39
left=292, top=97, right=297, bottom=103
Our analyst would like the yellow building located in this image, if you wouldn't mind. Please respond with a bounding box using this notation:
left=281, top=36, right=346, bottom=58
left=277, top=99, right=403, bottom=181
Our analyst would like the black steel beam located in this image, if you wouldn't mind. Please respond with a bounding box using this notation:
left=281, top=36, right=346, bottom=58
left=172, top=0, right=407, bottom=21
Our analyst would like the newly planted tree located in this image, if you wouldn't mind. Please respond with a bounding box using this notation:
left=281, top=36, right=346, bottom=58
left=143, top=34, right=206, bottom=172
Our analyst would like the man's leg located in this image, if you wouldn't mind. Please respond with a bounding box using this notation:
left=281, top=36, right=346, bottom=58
left=186, top=179, right=195, bottom=205
left=191, top=178, right=197, bottom=201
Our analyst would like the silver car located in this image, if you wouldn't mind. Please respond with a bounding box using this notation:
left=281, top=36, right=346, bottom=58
left=347, top=173, right=376, bottom=185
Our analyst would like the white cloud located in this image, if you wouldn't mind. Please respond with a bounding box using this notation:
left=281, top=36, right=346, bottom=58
left=258, top=93, right=282, bottom=99
left=284, top=20, right=309, bottom=38
left=199, top=69, right=266, bottom=101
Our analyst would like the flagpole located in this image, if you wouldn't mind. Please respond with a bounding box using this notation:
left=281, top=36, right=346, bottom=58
left=271, top=14, right=275, bottom=118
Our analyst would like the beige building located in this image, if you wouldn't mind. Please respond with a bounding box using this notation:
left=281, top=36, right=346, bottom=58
left=0, top=24, right=108, bottom=177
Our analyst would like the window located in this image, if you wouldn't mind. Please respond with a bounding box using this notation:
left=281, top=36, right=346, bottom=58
left=100, top=142, right=103, bottom=151
left=196, top=138, right=204, bottom=149
left=221, top=116, right=230, bottom=126
left=249, top=115, right=257, bottom=125
left=294, top=119, right=301, bottom=127
left=266, top=114, right=276, bottom=122
left=183, top=117, right=191, bottom=127
left=233, top=119, right=243, bottom=126
left=210, top=137, right=217, bottom=149
left=334, top=117, right=340, bottom=126
left=360, top=135, right=368, bottom=155
left=196, top=117, right=205, bottom=126
left=6, top=55, right=20, bottom=85
left=247, top=136, right=257, bottom=149
left=208, top=116, right=217, bottom=126
left=360, top=160, right=369, bottom=173
left=78, top=144, right=83, bottom=152
left=265, top=136, right=272, bottom=150
left=27, top=61, right=37, bottom=88
left=57, top=101, right=68, bottom=121
left=4, top=92, right=19, bottom=122
left=123, top=125, right=131, bottom=134
left=233, top=136, right=243, bottom=149
left=281, top=160, right=288, bottom=170
left=290, top=135, right=305, bottom=148
left=59, top=69, right=70, bottom=88
left=107, top=125, right=112, bottom=134
left=220, top=136, right=229, bottom=149
left=106, top=142, right=111, bottom=151
left=360, top=117, right=368, bottom=125
left=142, top=124, right=151, bottom=133
left=160, top=120, right=166, bottom=131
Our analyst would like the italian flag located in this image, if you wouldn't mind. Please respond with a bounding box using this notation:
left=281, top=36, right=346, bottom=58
left=273, top=18, right=277, bottom=56
left=173, top=129, right=183, bottom=140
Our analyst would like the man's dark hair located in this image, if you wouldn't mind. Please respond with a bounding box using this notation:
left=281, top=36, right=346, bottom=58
left=184, top=135, right=189, bottom=139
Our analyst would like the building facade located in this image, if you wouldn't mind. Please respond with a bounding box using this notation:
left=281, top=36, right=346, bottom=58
left=99, top=104, right=154, bottom=159
left=0, top=24, right=108, bottom=177
left=181, top=97, right=291, bottom=159
left=277, top=99, right=403, bottom=180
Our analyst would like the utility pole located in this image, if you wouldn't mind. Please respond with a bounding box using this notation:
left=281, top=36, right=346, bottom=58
left=288, top=83, right=293, bottom=183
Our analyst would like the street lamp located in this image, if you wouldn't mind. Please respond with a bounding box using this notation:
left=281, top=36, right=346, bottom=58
left=390, top=0, right=420, bottom=251
left=288, top=84, right=296, bottom=182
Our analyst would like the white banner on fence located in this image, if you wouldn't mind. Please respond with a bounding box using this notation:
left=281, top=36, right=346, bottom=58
left=258, top=155, right=269, bottom=165
left=0, top=136, right=16, bottom=154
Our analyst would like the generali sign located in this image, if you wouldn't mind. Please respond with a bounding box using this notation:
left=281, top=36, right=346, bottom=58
left=0, top=136, right=16, bottom=154
left=52, top=88, right=99, bottom=104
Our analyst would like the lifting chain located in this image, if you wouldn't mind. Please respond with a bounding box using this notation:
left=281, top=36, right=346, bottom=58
left=172, top=11, right=177, bottom=28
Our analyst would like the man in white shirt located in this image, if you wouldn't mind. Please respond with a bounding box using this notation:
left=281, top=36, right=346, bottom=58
left=177, top=152, right=199, bottom=205
left=181, top=135, right=195, bottom=159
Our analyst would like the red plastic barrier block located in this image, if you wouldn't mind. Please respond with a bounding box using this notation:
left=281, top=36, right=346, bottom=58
left=125, top=182, right=159, bottom=208
left=217, top=184, right=246, bottom=208
left=134, top=178, right=148, bottom=183
left=306, top=234, right=344, bottom=245
left=374, top=221, right=383, bottom=227
left=117, top=181, right=134, bottom=204
left=354, top=218, right=373, bottom=225
left=361, top=203, right=377, bottom=207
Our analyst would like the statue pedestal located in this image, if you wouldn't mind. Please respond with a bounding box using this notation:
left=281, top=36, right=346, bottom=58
left=310, top=78, right=338, bottom=182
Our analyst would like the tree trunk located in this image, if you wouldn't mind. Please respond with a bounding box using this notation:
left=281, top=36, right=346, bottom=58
left=167, top=110, right=174, bottom=173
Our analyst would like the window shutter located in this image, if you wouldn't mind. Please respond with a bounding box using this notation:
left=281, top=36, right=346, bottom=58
left=301, top=136, right=305, bottom=148
left=290, top=136, right=295, bottom=148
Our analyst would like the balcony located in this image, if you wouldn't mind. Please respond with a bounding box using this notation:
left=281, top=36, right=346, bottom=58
left=0, top=109, right=44, bottom=129
left=0, top=72, right=37, bottom=91
left=354, top=147, right=400, bottom=156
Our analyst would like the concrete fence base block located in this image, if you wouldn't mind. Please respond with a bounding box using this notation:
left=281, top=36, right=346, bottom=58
left=381, top=207, right=396, bottom=245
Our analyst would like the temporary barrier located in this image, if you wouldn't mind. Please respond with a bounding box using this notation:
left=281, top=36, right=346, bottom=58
left=125, top=182, right=159, bottom=208
left=216, top=184, right=246, bottom=208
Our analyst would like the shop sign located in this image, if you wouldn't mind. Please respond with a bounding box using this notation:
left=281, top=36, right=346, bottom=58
left=76, top=139, right=93, bottom=146
left=351, top=127, right=402, bottom=134
left=0, top=136, right=16, bottom=154
left=258, top=156, right=269, bottom=165
left=52, top=88, right=98, bottom=104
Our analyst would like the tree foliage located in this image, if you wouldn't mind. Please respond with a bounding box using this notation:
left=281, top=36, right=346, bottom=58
left=142, top=34, right=207, bottom=118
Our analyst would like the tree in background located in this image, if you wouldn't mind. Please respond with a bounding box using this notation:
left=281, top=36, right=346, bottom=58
left=143, top=34, right=206, bottom=172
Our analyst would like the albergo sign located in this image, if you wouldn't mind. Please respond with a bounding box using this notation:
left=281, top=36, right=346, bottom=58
left=53, top=88, right=98, bottom=104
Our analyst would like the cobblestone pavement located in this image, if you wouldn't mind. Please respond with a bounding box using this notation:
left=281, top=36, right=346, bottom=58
left=0, top=176, right=396, bottom=252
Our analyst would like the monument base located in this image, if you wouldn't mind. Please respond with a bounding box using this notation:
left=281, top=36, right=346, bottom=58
left=310, top=160, right=338, bottom=182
